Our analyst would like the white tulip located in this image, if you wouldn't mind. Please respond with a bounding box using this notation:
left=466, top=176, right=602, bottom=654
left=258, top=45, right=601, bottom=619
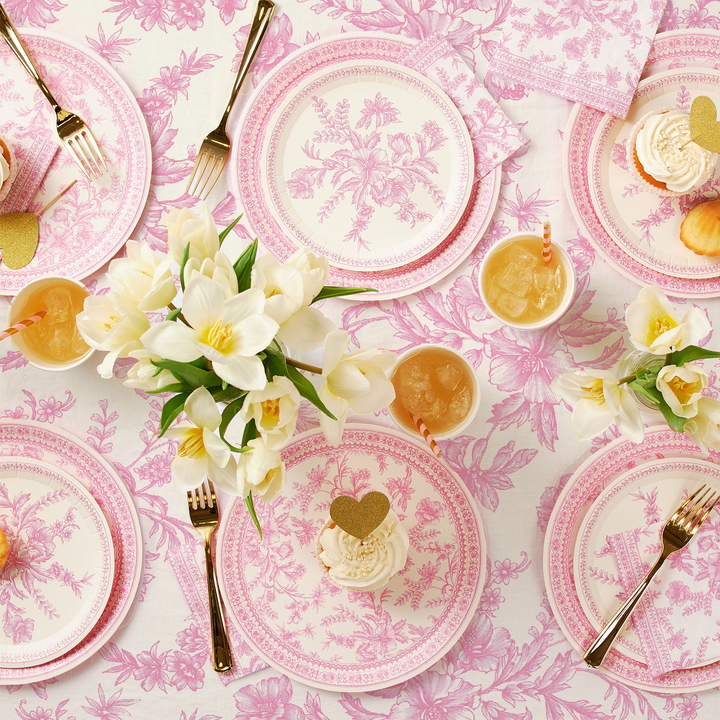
left=77, top=292, right=150, bottom=379
left=236, top=437, right=285, bottom=502
left=124, top=349, right=176, bottom=391
left=165, top=204, right=219, bottom=265
left=165, top=387, right=236, bottom=492
left=626, top=285, right=710, bottom=355
left=140, top=274, right=278, bottom=391
left=286, top=247, right=329, bottom=306
left=183, top=250, right=238, bottom=300
left=551, top=369, right=644, bottom=443
left=684, top=397, right=720, bottom=455
left=656, top=363, right=708, bottom=418
left=107, top=240, right=177, bottom=312
left=240, top=375, right=302, bottom=450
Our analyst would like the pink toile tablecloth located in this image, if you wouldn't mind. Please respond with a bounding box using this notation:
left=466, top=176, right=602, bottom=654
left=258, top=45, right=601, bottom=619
left=0, top=1, right=718, bottom=719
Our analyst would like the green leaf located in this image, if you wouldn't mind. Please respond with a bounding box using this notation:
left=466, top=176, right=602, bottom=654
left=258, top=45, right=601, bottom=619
left=158, top=393, right=189, bottom=437
left=263, top=346, right=289, bottom=378
left=628, top=380, right=660, bottom=404
left=179, top=241, right=191, bottom=292
left=218, top=213, right=242, bottom=246
left=210, top=385, right=246, bottom=404
left=669, top=345, right=720, bottom=367
left=145, top=382, right=194, bottom=395
left=311, top=286, right=377, bottom=303
left=657, top=396, right=686, bottom=433
left=166, top=307, right=182, bottom=322
left=286, top=364, right=336, bottom=420
left=153, top=359, right=209, bottom=387
left=246, top=492, right=263, bottom=540
left=218, top=396, right=248, bottom=452
left=241, top=418, right=257, bottom=447
left=233, top=238, right=258, bottom=292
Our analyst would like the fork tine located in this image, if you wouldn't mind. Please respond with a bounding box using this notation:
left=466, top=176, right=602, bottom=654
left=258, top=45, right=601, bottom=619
left=82, top=128, right=108, bottom=173
left=75, top=133, right=102, bottom=179
left=196, top=154, right=222, bottom=200
left=187, top=152, right=211, bottom=196
left=678, top=486, right=712, bottom=527
left=199, top=158, right=226, bottom=201
left=688, top=492, right=719, bottom=534
left=207, top=480, right=216, bottom=508
left=187, top=490, right=194, bottom=509
left=64, top=138, right=91, bottom=181
left=670, top=484, right=706, bottom=523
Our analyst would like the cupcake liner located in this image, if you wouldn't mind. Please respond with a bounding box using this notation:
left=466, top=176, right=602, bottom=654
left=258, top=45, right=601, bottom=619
left=0, top=137, right=18, bottom=203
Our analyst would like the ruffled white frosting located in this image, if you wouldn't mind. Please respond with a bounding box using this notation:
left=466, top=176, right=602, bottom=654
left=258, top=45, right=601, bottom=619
left=636, top=110, right=716, bottom=193
left=318, top=512, right=409, bottom=591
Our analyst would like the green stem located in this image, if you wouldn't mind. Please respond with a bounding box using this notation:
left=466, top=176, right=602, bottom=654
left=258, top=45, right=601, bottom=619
left=285, top=356, right=323, bottom=375
left=167, top=302, right=190, bottom=327
left=618, top=373, right=637, bottom=386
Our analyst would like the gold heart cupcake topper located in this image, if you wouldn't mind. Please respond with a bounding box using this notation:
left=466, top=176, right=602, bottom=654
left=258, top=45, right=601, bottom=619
left=690, top=96, right=720, bottom=153
left=330, top=491, right=390, bottom=539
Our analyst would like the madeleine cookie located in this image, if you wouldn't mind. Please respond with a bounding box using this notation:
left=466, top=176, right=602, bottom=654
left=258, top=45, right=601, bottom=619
left=680, top=198, right=720, bottom=256
left=0, top=527, right=8, bottom=571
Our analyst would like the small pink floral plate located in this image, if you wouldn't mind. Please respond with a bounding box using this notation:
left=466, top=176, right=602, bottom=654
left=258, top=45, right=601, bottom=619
left=544, top=426, right=720, bottom=692
left=0, top=458, right=114, bottom=668
left=231, top=33, right=500, bottom=299
left=588, top=69, right=720, bottom=279
left=216, top=424, right=487, bottom=692
left=563, top=30, right=720, bottom=297
left=574, top=458, right=720, bottom=667
left=0, top=420, right=142, bottom=684
left=0, top=30, right=152, bottom=296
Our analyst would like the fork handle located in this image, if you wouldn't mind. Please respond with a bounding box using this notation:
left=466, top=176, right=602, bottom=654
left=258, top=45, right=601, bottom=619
left=583, top=551, right=668, bottom=668
left=0, top=4, right=61, bottom=114
left=219, top=0, right=275, bottom=126
left=202, top=537, right=233, bottom=672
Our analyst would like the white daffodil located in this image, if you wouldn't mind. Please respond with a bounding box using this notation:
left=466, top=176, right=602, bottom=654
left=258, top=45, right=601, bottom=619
left=165, top=204, right=219, bottom=265
left=319, top=330, right=397, bottom=445
left=124, top=349, right=176, bottom=391
left=77, top=292, right=150, bottom=379
left=656, top=363, right=708, bottom=418
left=551, top=369, right=644, bottom=443
left=286, top=247, right=329, bottom=306
left=165, top=387, right=236, bottom=491
left=236, top=437, right=285, bottom=502
left=107, top=240, right=177, bottom=312
left=239, top=375, right=302, bottom=450
left=140, top=274, right=278, bottom=391
left=684, top=397, right=720, bottom=455
left=183, top=250, right=238, bottom=300
left=626, top=285, right=710, bottom=355
left=251, top=253, right=335, bottom=352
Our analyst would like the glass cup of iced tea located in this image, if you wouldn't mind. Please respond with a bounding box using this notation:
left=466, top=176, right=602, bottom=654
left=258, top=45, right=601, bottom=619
left=479, top=232, right=576, bottom=330
left=388, top=344, right=480, bottom=440
left=7, top=276, right=94, bottom=371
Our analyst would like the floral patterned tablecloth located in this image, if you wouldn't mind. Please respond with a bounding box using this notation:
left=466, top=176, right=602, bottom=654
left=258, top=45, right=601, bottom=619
left=0, top=1, right=718, bottom=719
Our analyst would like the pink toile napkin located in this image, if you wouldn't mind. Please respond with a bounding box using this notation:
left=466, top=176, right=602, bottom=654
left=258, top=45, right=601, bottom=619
left=402, top=33, right=528, bottom=179
left=0, top=115, right=58, bottom=214
left=488, top=0, right=667, bottom=118
left=168, top=543, right=268, bottom=684
left=609, top=517, right=720, bottom=678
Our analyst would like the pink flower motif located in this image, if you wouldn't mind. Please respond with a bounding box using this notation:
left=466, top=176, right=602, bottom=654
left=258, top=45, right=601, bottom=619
left=676, top=695, right=703, bottom=720
left=611, top=140, right=628, bottom=170
left=134, top=0, right=172, bottom=32
left=388, top=670, right=478, bottom=720
left=4, top=406, right=27, bottom=419
left=286, top=169, right=315, bottom=200
left=133, top=642, right=170, bottom=692
left=212, top=0, right=247, bottom=25
left=167, top=651, right=204, bottom=691
left=415, top=498, right=444, bottom=526
left=372, top=176, right=414, bottom=208
left=176, top=624, right=207, bottom=654
left=168, top=0, right=204, bottom=30
left=233, top=675, right=303, bottom=720
left=16, top=703, right=52, bottom=720
left=356, top=93, right=401, bottom=130
left=562, top=37, right=588, bottom=62
left=387, top=132, right=412, bottom=160
left=7, top=615, right=34, bottom=644
left=138, top=89, right=173, bottom=122
left=136, top=450, right=173, bottom=486
left=348, top=147, right=391, bottom=186
left=2, top=0, right=64, bottom=28
left=665, top=580, right=691, bottom=607
left=478, top=585, right=503, bottom=616
left=36, top=397, right=66, bottom=423
left=451, top=615, right=513, bottom=673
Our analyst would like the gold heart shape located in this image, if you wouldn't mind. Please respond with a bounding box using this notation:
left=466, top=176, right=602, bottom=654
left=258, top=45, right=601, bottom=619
left=330, top=491, right=390, bottom=539
left=690, top=95, right=720, bottom=153
left=0, top=213, right=39, bottom=269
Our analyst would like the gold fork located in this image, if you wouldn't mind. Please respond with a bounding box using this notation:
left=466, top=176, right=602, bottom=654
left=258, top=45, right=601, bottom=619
left=188, top=480, right=233, bottom=673
left=584, top=484, right=720, bottom=669
left=0, top=4, right=107, bottom=181
left=186, top=0, right=275, bottom=200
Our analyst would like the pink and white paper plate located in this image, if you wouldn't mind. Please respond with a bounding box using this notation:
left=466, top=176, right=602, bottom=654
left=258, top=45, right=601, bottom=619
left=0, top=458, right=114, bottom=668
left=216, top=424, right=487, bottom=692
left=0, top=420, right=142, bottom=684
left=574, top=458, right=720, bottom=668
left=563, top=30, right=720, bottom=297
left=545, top=426, right=720, bottom=692
left=231, top=33, right=500, bottom=300
left=0, top=29, right=151, bottom=295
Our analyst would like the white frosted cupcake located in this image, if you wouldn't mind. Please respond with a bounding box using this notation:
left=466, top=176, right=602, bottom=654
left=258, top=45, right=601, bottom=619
left=0, top=136, right=16, bottom=203
left=316, top=512, right=409, bottom=592
left=626, top=108, right=717, bottom=196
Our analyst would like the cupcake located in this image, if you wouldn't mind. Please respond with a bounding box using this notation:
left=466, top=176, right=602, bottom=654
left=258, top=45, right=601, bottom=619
left=626, top=108, right=717, bottom=196
left=316, top=511, right=409, bottom=592
left=680, top=198, right=720, bottom=256
left=0, top=527, right=8, bottom=571
left=0, top=135, right=16, bottom=203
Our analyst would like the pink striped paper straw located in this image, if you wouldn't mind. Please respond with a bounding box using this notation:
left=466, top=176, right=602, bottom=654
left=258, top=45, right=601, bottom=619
left=542, top=220, right=552, bottom=263
left=411, top=414, right=443, bottom=459
left=0, top=309, right=47, bottom=341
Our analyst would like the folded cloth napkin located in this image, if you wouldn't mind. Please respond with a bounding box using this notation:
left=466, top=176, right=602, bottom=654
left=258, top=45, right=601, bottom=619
left=609, top=518, right=720, bottom=678
left=488, top=0, right=667, bottom=118
left=168, top=543, right=268, bottom=684
left=402, top=33, right=528, bottom=179
left=0, top=115, right=58, bottom=215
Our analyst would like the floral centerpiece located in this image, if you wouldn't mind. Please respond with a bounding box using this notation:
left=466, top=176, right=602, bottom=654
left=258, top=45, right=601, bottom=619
left=552, top=285, right=720, bottom=452
left=76, top=205, right=396, bottom=534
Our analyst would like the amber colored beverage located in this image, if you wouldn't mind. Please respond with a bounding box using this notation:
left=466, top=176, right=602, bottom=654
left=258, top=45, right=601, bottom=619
left=390, top=346, right=475, bottom=436
left=15, top=278, right=91, bottom=364
left=482, top=236, right=567, bottom=325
